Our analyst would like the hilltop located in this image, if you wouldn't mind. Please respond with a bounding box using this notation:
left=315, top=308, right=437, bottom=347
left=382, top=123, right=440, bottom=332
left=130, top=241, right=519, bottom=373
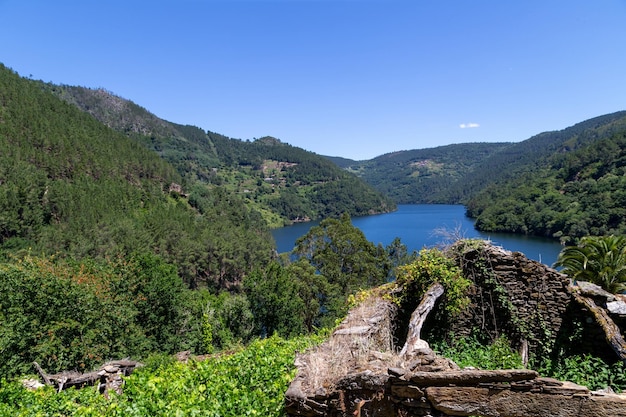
left=467, top=111, right=626, bottom=242
left=34, top=66, right=626, bottom=244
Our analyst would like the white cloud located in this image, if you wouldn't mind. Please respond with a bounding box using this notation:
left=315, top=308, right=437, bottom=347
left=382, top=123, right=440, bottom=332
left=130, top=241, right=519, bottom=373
left=459, top=123, right=480, bottom=129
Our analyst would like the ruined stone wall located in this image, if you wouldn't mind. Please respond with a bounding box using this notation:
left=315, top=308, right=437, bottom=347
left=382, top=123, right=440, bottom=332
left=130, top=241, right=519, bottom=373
left=431, top=242, right=572, bottom=357
left=285, top=241, right=626, bottom=416
left=286, top=287, right=626, bottom=417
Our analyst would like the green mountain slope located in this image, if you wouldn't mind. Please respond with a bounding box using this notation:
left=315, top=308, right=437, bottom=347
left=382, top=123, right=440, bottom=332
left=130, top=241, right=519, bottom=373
left=42, top=83, right=221, bottom=180
left=46, top=85, right=395, bottom=226
left=330, top=143, right=512, bottom=204
left=444, top=111, right=626, bottom=204
left=0, top=64, right=273, bottom=288
left=466, top=111, right=626, bottom=241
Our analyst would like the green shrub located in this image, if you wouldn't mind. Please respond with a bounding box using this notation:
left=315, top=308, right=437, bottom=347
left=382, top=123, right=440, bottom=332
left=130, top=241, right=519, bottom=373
left=0, top=252, right=187, bottom=378
left=395, top=248, right=471, bottom=315
left=0, top=334, right=323, bottom=417
left=433, top=335, right=524, bottom=370
left=537, top=354, right=626, bottom=392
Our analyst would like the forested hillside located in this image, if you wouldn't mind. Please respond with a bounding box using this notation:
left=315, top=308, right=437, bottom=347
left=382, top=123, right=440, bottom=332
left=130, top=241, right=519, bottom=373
left=445, top=111, right=626, bottom=204
left=466, top=114, right=626, bottom=242
left=44, top=84, right=395, bottom=226
left=333, top=143, right=511, bottom=203
left=0, top=64, right=273, bottom=289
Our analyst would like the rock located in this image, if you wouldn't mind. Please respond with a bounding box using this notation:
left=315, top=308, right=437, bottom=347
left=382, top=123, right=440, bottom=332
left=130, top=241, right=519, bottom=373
left=333, top=325, right=372, bottom=336
left=387, top=367, right=407, bottom=378
left=594, top=386, right=616, bottom=395
left=21, top=379, right=45, bottom=390
left=425, top=386, right=626, bottom=417
left=175, top=350, right=191, bottom=362
left=575, top=281, right=617, bottom=301
left=607, top=300, right=626, bottom=316
left=336, top=372, right=389, bottom=391
left=408, top=369, right=539, bottom=386
left=534, top=377, right=563, bottom=386
left=391, top=382, right=424, bottom=399
left=541, top=380, right=589, bottom=396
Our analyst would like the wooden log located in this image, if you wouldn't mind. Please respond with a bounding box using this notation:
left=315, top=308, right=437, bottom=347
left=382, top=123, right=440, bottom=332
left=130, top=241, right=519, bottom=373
left=32, top=362, right=52, bottom=386
left=52, top=371, right=101, bottom=389
left=32, top=360, right=143, bottom=392
left=572, top=292, right=626, bottom=363
left=400, top=282, right=444, bottom=357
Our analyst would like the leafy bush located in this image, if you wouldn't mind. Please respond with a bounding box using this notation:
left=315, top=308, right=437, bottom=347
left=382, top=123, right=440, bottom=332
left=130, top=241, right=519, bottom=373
left=433, top=336, right=524, bottom=370
left=555, top=235, right=626, bottom=293
left=536, top=354, right=626, bottom=392
left=185, top=289, right=256, bottom=353
left=395, top=248, right=471, bottom=315
left=0, top=253, right=188, bottom=377
left=0, top=334, right=323, bottom=416
left=434, top=336, right=626, bottom=392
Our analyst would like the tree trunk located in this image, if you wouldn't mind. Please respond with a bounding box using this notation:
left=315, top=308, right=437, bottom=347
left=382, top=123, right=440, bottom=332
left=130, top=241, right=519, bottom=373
left=400, top=282, right=444, bottom=357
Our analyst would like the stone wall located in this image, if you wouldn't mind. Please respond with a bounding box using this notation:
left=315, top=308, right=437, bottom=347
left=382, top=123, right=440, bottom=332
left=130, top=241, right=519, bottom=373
left=434, top=242, right=573, bottom=359
left=437, top=241, right=626, bottom=362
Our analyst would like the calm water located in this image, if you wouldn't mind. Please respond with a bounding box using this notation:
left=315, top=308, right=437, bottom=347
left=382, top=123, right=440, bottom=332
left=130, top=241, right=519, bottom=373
left=271, top=205, right=564, bottom=267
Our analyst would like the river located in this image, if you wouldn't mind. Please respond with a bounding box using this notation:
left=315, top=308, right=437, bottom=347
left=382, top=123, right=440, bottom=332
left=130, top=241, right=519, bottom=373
left=271, top=205, right=564, bottom=267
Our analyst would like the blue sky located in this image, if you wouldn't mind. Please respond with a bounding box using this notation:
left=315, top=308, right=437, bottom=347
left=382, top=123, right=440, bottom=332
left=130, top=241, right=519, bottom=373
left=1, top=0, right=625, bottom=160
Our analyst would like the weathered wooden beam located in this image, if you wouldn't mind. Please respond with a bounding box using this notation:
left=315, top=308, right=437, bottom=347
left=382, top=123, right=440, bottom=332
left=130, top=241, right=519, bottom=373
left=32, top=360, right=143, bottom=393
left=32, top=362, right=51, bottom=386
left=400, top=282, right=444, bottom=357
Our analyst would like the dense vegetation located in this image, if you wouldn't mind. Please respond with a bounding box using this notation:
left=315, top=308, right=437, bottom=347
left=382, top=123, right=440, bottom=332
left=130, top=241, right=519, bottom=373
left=0, top=64, right=274, bottom=291
left=0, top=254, right=188, bottom=376
left=0, top=215, right=402, bottom=379
left=0, top=64, right=404, bottom=383
left=434, top=336, right=626, bottom=392
left=44, top=84, right=395, bottom=227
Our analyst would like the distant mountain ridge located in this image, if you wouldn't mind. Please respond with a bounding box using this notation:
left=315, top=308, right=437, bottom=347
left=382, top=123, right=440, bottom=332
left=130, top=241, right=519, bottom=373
left=326, top=142, right=512, bottom=204
left=466, top=111, right=626, bottom=241
left=44, top=83, right=395, bottom=226
left=446, top=111, right=626, bottom=204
